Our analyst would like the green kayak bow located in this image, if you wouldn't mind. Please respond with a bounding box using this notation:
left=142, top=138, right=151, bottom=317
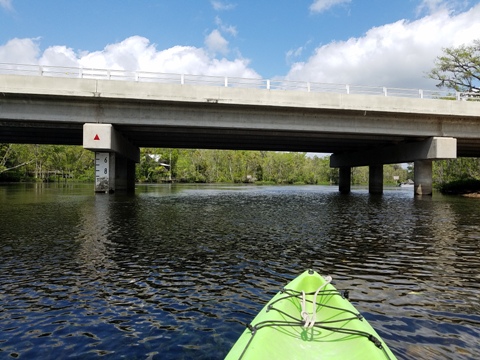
left=226, top=270, right=397, bottom=360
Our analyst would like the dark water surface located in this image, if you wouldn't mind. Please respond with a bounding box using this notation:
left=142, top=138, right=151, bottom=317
left=1, top=183, right=479, bottom=359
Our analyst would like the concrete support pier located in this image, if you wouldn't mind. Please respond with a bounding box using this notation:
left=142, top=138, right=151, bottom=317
left=414, top=160, right=433, bottom=195
left=369, top=165, right=383, bottom=194
left=93, top=152, right=136, bottom=193
left=83, top=124, right=140, bottom=193
left=339, top=167, right=351, bottom=194
left=330, top=137, right=457, bottom=195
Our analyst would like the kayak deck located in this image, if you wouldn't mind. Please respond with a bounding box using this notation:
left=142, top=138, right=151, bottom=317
left=226, top=270, right=397, bottom=360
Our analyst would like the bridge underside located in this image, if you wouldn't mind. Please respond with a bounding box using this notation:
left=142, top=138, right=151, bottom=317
left=3, top=119, right=462, bottom=195
left=2, top=120, right=480, bottom=157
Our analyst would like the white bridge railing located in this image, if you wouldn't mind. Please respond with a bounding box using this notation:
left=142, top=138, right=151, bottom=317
left=1, top=63, right=478, bottom=101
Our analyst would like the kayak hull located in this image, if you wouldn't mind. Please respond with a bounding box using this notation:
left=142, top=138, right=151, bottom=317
left=225, top=270, right=396, bottom=360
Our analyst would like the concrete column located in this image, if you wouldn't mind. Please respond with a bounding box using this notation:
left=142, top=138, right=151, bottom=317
left=114, top=154, right=136, bottom=192
left=94, top=152, right=113, bottom=193
left=369, top=165, right=383, bottom=194
left=93, top=152, right=136, bottom=193
left=414, top=160, right=433, bottom=195
left=84, top=124, right=140, bottom=193
left=339, top=167, right=351, bottom=194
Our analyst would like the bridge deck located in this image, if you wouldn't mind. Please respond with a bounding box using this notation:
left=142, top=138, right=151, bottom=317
left=1, top=74, right=479, bottom=157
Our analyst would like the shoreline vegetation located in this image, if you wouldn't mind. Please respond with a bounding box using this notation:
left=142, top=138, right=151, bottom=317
left=2, top=145, right=480, bottom=195
left=0, top=145, right=412, bottom=186
left=437, top=178, right=480, bottom=197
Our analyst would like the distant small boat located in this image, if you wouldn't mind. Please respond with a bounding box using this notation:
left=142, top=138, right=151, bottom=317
left=399, top=180, right=414, bottom=188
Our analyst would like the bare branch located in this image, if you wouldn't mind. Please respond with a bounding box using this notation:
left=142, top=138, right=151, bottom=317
left=0, top=160, right=34, bottom=174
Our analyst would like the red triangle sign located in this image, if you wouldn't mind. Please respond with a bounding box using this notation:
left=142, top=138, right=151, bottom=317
left=94, top=134, right=100, bottom=140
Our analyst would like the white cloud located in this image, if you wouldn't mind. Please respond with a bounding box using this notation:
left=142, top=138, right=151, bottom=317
left=416, top=0, right=447, bottom=14
left=310, top=0, right=351, bottom=13
left=215, top=16, right=238, bottom=37
left=286, top=4, right=480, bottom=89
left=40, top=45, right=79, bottom=67
left=0, top=38, right=39, bottom=63
left=205, top=29, right=229, bottom=55
left=416, top=0, right=471, bottom=16
left=0, top=35, right=259, bottom=78
left=78, top=36, right=152, bottom=70
left=3, top=1, right=477, bottom=89
left=211, top=0, right=236, bottom=11
left=286, top=40, right=312, bottom=65
left=287, top=47, right=304, bottom=60
left=0, top=0, right=13, bottom=11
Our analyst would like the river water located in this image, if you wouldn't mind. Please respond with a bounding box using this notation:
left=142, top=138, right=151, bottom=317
left=0, top=183, right=479, bottom=359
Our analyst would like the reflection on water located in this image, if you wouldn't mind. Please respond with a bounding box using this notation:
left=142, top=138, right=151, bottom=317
left=1, top=183, right=479, bottom=359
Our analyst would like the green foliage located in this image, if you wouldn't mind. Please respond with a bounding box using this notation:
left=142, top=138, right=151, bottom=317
left=2, top=144, right=415, bottom=186
left=133, top=148, right=409, bottom=186
left=427, top=39, right=480, bottom=92
left=0, top=144, right=93, bottom=182
left=437, top=178, right=480, bottom=195
left=136, top=148, right=171, bottom=183
left=433, top=158, right=480, bottom=194
left=433, top=158, right=480, bottom=185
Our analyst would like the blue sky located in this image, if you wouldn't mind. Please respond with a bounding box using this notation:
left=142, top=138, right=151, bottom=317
left=1, top=0, right=480, bottom=89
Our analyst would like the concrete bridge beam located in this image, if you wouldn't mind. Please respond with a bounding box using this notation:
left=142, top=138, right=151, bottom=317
left=83, top=124, right=139, bottom=193
left=330, top=137, right=457, bottom=195
left=330, top=137, right=457, bottom=168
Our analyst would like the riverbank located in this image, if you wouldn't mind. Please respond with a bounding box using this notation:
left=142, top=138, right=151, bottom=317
left=461, top=192, right=480, bottom=198
left=437, top=178, right=480, bottom=196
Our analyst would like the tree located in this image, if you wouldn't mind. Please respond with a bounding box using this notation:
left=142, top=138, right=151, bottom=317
left=427, top=40, right=480, bottom=92
left=427, top=41, right=480, bottom=187
left=433, top=158, right=480, bottom=184
left=136, top=148, right=173, bottom=182
left=0, top=144, right=33, bottom=175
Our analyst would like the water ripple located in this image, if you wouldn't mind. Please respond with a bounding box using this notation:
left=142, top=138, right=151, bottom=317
left=0, top=184, right=479, bottom=359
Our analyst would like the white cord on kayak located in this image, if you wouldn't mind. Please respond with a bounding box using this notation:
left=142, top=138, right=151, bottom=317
left=301, top=275, right=333, bottom=329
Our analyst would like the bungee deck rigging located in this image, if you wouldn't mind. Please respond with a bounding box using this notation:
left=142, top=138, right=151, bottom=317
left=225, top=270, right=397, bottom=360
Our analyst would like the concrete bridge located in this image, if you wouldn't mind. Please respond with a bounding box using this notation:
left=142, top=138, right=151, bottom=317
left=1, top=66, right=479, bottom=194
